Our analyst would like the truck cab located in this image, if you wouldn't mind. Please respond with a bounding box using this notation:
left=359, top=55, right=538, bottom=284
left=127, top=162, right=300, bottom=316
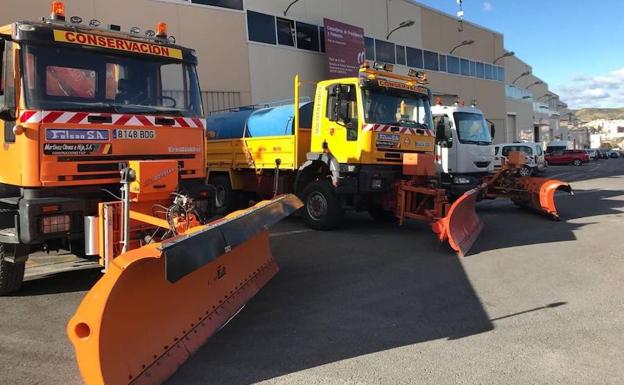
left=306, top=64, right=435, bottom=199
left=431, top=105, right=494, bottom=198
left=0, top=4, right=207, bottom=294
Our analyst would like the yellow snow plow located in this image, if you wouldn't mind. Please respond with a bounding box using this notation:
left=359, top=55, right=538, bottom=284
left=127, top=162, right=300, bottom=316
left=66, top=160, right=301, bottom=385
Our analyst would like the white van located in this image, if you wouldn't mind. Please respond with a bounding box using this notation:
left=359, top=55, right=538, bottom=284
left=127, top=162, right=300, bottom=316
left=494, top=142, right=546, bottom=176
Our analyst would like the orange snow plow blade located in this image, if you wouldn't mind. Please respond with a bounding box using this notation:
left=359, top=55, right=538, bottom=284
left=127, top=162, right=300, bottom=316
left=511, top=177, right=572, bottom=220
left=67, top=194, right=301, bottom=385
left=433, top=184, right=485, bottom=257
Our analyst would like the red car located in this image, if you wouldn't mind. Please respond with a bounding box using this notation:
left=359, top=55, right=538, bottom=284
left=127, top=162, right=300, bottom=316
left=545, top=150, right=590, bottom=166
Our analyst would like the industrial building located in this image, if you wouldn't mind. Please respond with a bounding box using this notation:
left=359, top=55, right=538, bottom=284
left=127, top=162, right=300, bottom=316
left=2, top=0, right=567, bottom=145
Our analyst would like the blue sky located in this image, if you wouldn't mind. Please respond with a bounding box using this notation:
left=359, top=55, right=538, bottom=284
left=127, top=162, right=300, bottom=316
left=412, top=0, right=624, bottom=108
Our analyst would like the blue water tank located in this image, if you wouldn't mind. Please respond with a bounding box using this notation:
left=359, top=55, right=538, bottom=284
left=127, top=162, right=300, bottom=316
left=205, top=109, right=254, bottom=139
left=206, top=102, right=313, bottom=139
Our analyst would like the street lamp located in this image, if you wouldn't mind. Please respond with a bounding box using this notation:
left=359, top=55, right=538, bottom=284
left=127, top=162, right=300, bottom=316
left=449, top=39, right=474, bottom=54
left=386, top=20, right=415, bottom=40
left=511, top=70, right=531, bottom=85
left=493, top=51, right=514, bottom=64
left=283, top=0, right=301, bottom=16
left=526, top=80, right=544, bottom=89
left=537, top=94, right=555, bottom=102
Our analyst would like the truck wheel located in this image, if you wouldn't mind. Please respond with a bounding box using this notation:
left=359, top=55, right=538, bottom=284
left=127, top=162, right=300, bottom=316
left=211, top=175, right=238, bottom=214
left=301, top=180, right=343, bottom=230
left=0, top=243, right=27, bottom=296
left=572, top=159, right=582, bottom=166
left=368, top=204, right=398, bottom=223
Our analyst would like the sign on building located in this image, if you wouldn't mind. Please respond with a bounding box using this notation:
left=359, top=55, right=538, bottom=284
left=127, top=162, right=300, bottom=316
left=323, top=18, right=365, bottom=78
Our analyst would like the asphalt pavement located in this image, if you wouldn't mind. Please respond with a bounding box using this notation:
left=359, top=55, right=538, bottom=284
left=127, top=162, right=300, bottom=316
left=1, top=159, right=623, bottom=385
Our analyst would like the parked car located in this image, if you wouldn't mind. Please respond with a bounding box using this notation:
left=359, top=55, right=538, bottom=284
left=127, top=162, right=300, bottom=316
left=596, top=149, right=610, bottom=159
left=587, top=149, right=598, bottom=160
left=494, top=142, right=546, bottom=176
left=608, top=150, right=620, bottom=158
left=545, top=149, right=590, bottom=166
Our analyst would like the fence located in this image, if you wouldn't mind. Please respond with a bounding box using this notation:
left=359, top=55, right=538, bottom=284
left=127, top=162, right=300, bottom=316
left=164, top=90, right=242, bottom=115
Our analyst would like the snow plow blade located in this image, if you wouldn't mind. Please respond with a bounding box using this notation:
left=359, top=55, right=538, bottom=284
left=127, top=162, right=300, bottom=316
left=67, top=194, right=301, bottom=385
left=511, top=177, right=572, bottom=220
left=433, top=184, right=485, bottom=257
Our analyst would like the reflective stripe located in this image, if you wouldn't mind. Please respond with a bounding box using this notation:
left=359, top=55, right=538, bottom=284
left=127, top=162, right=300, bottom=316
left=17, top=110, right=205, bottom=128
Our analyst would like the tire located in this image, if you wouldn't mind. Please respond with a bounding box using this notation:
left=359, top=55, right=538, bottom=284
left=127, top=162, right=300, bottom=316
left=0, top=243, right=27, bottom=296
left=572, top=159, right=582, bottom=166
left=368, top=204, right=398, bottom=223
left=301, top=180, right=343, bottom=230
left=211, top=175, right=239, bottom=215
left=518, top=166, right=533, bottom=177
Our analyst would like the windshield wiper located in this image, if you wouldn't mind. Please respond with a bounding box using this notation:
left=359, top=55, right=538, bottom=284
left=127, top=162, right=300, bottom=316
left=112, top=104, right=186, bottom=116
left=396, top=119, right=429, bottom=130
left=48, top=102, right=117, bottom=113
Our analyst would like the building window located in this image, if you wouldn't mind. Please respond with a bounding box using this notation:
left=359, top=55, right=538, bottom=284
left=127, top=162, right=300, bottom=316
left=439, top=54, right=447, bottom=72
left=247, top=11, right=276, bottom=45
left=190, top=0, right=243, bottom=10
left=496, top=66, right=505, bottom=82
left=469, top=61, right=476, bottom=77
left=423, top=50, right=438, bottom=71
left=447, top=55, right=460, bottom=74
left=375, top=40, right=395, bottom=64
left=460, top=58, right=470, bottom=76
left=365, top=37, right=375, bottom=60
left=406, top=47, right=423, bottom=68
left=276, top=17, right=295, bottom=46
left=484, top=63, right=493, bottom=80
left=319, top=27, right=325, bottom=52
left=295, top=21, right=319, bottom=51
left=476, top=62, right=485, bottom=78
left=396, top=45, right=406, bottom=65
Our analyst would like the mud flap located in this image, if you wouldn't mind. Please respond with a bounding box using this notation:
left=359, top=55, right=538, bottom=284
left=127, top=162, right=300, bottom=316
left=511, top=177, right=572, bottom=220
left=67, top=195, right=302, bottom=385
left=432, top=184, right=485, bottom=257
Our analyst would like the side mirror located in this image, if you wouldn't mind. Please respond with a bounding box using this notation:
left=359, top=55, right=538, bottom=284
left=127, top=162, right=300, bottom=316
left=337, top=100, right=351, bottom=124
left=488, top=121, right=496, bottom=138
left=0, top=107, right=15, bottom=122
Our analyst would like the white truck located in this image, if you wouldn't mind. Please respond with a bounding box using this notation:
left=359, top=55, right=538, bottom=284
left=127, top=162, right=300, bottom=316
left=431, top=105, right=495, bottom=198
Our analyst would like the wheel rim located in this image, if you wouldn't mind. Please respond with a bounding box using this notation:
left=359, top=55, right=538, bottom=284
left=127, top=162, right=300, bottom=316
left=306, top=192, right=328, bottom=221
left=520, top=167, right=530, bottom=176
left=574, top=160, right=581, bottom=166
left=215, top=185, right=226, bottom=208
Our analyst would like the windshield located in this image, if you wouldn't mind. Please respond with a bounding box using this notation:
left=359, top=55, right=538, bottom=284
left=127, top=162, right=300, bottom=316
left=453, top=112, right=492, bottom=145
left=22, top=44, right=202, bottom=117
left=363, top=88, right=433, bottom=129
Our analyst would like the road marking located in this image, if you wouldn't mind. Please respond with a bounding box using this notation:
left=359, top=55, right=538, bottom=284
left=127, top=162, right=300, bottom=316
left=270, top=229, right=313, bottom=237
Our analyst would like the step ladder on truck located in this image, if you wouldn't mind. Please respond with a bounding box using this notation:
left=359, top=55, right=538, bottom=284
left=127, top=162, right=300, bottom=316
left=0, top=3, right=301, bottom=385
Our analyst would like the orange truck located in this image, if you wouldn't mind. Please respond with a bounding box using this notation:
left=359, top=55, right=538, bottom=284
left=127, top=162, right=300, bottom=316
left=1, top=4, right=302, bottom=385
left=0, top=4, right=209, bottom=294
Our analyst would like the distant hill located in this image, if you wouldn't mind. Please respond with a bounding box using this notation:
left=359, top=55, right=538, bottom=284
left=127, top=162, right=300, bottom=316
left=573, top=108, right=624, bottom=122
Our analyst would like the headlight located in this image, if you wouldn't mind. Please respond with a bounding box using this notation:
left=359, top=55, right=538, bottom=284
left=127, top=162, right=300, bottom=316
left=40, top=214, right=71, bottom=234
left=339, top=164, right=358, bottom=173
left=453, top=177, right=472, bottom=185
left=371, top=179, right=383, bottom=189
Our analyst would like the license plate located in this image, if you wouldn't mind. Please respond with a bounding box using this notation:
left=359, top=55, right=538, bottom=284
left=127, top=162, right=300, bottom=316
left=377, top=133, right=400, bottom=142
left=113, top=129, right=156, bottom=140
